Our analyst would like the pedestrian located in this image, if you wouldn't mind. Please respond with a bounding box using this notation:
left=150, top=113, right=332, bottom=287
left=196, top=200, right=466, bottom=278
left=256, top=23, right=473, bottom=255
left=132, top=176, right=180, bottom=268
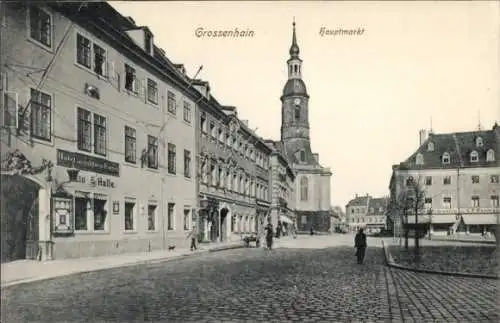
left=354, top=228, right=367, bottom=264
left=187, top=224, right=198, bottom=251
left=265, top=220, right=274, bottom=250
left=310, top=227, right=314, bottom=235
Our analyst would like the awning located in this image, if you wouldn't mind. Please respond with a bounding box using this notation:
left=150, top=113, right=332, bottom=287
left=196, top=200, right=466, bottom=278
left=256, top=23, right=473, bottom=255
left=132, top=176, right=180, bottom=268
left=279, top=215, right=294, bottom=224
left=406, top=214, right=457, bottom=224
left=462, top=214, right=499, bottom=225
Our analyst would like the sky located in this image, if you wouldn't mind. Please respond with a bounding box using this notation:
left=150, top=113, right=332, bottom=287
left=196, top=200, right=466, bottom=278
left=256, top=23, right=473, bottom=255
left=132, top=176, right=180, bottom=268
left=110, top=1, right=500, bottom=209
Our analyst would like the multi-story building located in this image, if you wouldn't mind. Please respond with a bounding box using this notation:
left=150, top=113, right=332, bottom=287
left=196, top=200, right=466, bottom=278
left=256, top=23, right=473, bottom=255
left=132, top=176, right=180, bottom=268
left=0, top=2, right=203, bottom=261
left=197, top=95, right=272, bottom=243
left=265, top=140, right=296, bottom=233
left=278, top=22, right=333, bottom=232
left=346, top=194, right=388, bottom=233
left=388, top=124, right=500, bottom=238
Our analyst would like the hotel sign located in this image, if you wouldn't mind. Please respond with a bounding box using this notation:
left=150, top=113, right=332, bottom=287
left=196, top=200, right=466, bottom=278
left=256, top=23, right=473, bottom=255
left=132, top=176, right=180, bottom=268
left=57, top=149, right=120, bottom=177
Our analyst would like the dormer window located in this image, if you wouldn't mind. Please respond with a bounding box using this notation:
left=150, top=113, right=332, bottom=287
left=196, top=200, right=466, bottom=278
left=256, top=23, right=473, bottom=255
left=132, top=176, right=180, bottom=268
left=415, top=153, right=424, bottom=165
left=470, top=150, right=479, bottom=163
left=486, top=149, right=495, bottom=162
left=144, top=32, right=153, bottom=55
left=427, top=142, right=434, bottom=152
left=442, top=152, right=450, bottom=165
left=475, top=136, right=484, bottom=147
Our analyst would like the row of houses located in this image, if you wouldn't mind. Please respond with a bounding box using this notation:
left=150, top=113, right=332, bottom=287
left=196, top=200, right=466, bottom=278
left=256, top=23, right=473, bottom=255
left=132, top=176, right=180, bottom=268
left=0, top=2, right=297, bottom=262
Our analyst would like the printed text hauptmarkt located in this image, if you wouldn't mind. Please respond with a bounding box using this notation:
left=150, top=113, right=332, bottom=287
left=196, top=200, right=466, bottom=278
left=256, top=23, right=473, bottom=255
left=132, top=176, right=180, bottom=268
left=319, top=27, right=365, bottom=37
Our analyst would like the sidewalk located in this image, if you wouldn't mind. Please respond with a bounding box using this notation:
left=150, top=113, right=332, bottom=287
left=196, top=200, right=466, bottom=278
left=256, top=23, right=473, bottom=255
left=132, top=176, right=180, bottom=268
left=1, top=240, right=243, bottom=288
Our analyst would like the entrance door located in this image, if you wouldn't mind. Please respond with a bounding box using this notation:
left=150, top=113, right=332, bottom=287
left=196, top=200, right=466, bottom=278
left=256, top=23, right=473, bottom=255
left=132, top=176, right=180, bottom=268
left=1, top=175, right=40, bottom=262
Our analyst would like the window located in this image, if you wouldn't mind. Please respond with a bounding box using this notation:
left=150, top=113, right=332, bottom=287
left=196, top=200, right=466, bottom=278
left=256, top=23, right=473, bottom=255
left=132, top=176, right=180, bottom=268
left=124, top=126, right=136, bottom=163
left=476, top=137, right=484, bottom=147
left=427, top=142, right=434, bottom=152
left=29, top=6, right=51, bottom=48
left=491, top=175, right=499, bottom=184
left=300, top=177, right=308, bottom=201
left=301, top=215, right=307, bottom=224
left=93, top=44, right=106, bottom=76
left=406, top=176, right=414, bottom=186
left=76, top=33, right=107, bottom=77
left=491, top=196, right=499, bottom=208
left=74, top=192, right=108, bottom=232
left=30, top=89, right=51, bottom=141
left=443, top=176, right=451, bottom=185
left=209, top=122, right=215, bottom=138
left=168, top=143, right=176, bottom=174
left=442, top=152, right=450, bottom=164
left=77, top=107, right=92, bottom=152
left=424, top=198, right=432, bottom=209
left=147, top=135, right=158, bottom=169
left=425, top=176, right=432, bottom=186
left=125, top=64, right=137, bottom=92
left=294, top=106, right=300, bottom=121
left=470, top=150, right=478, bottom=163
left=443, top=197, right=451, bottom=209
left=471, top=196, right=480, bottom=208
left=167, top=203, right=175, bottom=230
left=93, top=113, right=106, bottom=156
left=124, top=201, right=135, bottom=231
left=145, top=32, right=152, bottom=53
left=76, top=34, right=91, bottom=68
left=415, top=153, right=424, bottom=165
left=471, top=175, right=480, bottom=184
left=184, top=149, right=191, bottom=178
left=486, top=149, right=495, bottom=162
left=300, top=150, right=306, bottom=163
left=201, top=113, right=207, bottom=133
left=147, top=204, right=157, bottom=231
left=167, top=91, right=176, bottom=114
left=219, top=127, right=224, bottom=142
left=183, top=209, right=190, bottom=230
left=146, top=79, right=158, bottom=104
left=183, top=101, right=192, bottom=123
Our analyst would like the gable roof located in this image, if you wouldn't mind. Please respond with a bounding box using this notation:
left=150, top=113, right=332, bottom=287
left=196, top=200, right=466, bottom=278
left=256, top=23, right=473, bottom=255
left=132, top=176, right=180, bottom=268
left=396, top=124, right=499, bottom=171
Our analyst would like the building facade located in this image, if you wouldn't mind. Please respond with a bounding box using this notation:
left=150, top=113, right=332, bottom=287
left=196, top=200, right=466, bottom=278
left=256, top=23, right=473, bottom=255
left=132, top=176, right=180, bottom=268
left=265, top=140, right=296, bottom=233
left=197, top=95, right=272, bottom=243
left=279, top=22, right=332, bottom=232
left=388, top=125, right=500, bottom=238
left=346, top=195, right=388, bottom=234
left=0, top=2, right=203, bottom=261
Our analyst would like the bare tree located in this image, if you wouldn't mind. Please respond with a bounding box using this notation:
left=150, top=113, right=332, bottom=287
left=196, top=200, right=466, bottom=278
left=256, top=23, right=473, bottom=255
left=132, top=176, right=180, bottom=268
left=395, top=175, right=426, bottom=253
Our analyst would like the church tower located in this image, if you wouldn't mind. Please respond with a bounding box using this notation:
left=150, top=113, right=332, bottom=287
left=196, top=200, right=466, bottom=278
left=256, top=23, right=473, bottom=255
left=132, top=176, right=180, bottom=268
left=280, top=21, right=316, bottom=165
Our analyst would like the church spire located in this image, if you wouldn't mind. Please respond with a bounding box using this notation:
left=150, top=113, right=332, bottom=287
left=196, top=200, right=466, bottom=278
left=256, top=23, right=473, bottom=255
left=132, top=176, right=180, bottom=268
left=289, top=18, right=300, bottom=58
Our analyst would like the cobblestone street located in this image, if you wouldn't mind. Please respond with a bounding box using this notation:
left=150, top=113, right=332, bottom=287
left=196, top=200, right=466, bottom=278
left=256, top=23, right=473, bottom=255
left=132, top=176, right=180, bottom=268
left=2, top=237, right=499, bottom=322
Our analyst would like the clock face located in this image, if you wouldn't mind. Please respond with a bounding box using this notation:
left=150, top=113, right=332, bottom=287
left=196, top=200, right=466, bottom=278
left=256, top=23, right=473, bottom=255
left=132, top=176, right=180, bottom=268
left=294, top=98, right=301, bottom=105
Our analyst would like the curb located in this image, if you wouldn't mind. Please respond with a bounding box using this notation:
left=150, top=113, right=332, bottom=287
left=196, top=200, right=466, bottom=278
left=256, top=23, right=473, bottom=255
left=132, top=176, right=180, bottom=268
left=428, top=238, right=496, bottom=245
left=381, top=240, right=499, bottom=280
left=208, top=244, right=246, bottom=252
left=2, top=245, right=242, bottom=289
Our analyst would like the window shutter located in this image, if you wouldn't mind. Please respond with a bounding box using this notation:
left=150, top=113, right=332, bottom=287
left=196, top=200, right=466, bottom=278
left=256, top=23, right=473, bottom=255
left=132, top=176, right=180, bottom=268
left=2, top=91, right=19, bottom=128
left=143, top=78, right=148, bottom=103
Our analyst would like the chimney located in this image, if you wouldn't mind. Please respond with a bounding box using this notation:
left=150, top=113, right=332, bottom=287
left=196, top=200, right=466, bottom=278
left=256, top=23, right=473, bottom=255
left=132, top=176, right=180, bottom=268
left=355, top=193, right=358, bottom=198
left=419, top=129, right=428, bottom=146
left=241, top=120, right=249, bottom=127
left=312, top=153, right=319, bottom=164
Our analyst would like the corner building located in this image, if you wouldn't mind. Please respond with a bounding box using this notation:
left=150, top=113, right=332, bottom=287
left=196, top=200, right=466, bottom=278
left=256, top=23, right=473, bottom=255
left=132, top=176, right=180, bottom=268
left=1, top=2, right=200, bottom=261
left=280, top=22, right=332, bottom=232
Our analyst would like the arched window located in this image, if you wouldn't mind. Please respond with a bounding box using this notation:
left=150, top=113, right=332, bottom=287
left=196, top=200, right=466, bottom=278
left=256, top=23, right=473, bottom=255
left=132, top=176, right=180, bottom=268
left=300, top=177, right=308, bottom=201
left=300, top=150, right=306, bottom=163
left=294, top=106, right=300, bottom=121
left=486, top=149, right=495, bottom=162
left=470, top=150, right=479, bottom=162
left=415, top=153, right=424, bottom=165
left=294, top=65, right=298, bottom=73
left=442, top=152, right=450, bottom=164
left=476, top=137, right=484, bottom=147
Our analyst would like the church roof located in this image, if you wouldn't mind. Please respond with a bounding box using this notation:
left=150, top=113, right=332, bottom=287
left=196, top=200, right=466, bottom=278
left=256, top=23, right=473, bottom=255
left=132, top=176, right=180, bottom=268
left=282, top=78, right=308, bottom=97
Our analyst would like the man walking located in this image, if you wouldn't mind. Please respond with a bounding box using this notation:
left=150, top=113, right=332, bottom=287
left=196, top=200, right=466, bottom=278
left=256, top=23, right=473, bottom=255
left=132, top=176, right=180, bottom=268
left=187, top=224, right=198, bottom=251
left=354, top=228, right=367, bottom=264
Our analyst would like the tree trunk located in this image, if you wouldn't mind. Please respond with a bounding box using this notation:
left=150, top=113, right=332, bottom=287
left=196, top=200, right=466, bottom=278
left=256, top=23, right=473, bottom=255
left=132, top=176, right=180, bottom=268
left=404, top=228, right=409, bottom=249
